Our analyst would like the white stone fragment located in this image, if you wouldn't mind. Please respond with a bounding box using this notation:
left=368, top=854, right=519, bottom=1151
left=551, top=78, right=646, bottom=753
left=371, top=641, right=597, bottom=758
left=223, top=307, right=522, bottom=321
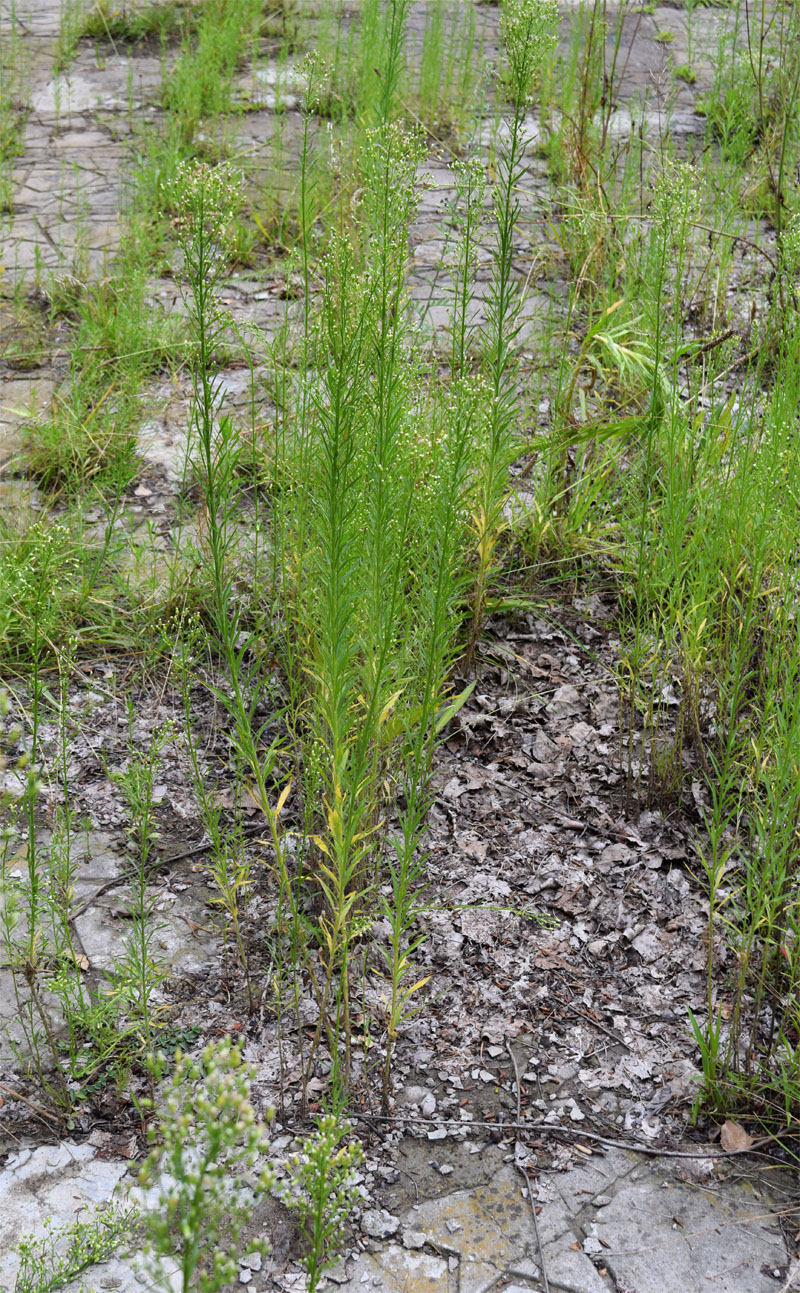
left=361, top=1208, right=400, bottom=1239
left=402, top=1229, right=427, bottom=1250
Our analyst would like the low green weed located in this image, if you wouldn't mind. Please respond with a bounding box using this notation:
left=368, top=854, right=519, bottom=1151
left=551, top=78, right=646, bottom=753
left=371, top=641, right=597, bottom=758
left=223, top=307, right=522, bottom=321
left=0, top=519, right=93, bottom=662
left=162, top=0, right=265, bottom=149
left=524, top=83, right=800, bottom=1122
left=0, top=93, right=25, bottom=213
left=282, top=1116, right=364, bottom=1293
left=56, top=0, right=89, bottom=67
left=698, top=0, right=800, bottom=229
left=25, top=377, right=139, bottom=496
left=465, top=0, right=559, bottom=665
left=26, top=235, right=182, bottom=496
left=106, top=717, right=173, bottom=1062
left=415, top=0, right=480, bottom=136
left=13, top=1204, right=135, bottom=1293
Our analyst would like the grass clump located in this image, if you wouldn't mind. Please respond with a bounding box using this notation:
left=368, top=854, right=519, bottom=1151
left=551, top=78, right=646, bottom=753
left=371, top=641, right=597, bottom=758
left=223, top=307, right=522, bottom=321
left=0, top=6, right=28, bottom=210
left=79, top=0, right=192, bottom=44
left=0, top=519, right=97, bottom=662
left=162, top=0, right=266, bottom=148
left=25, top=237, right=182, bottom=495
left=24, top=376, right=139, bottom=495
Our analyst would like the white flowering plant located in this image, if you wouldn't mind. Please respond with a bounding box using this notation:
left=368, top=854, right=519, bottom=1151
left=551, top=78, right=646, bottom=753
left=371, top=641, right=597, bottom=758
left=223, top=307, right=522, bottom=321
left=652, top=158, right=700, bottom=249
left=502, top=0, right=559, bottom=105
left=13, top=1204, right=135, bottom=1293
left=138, top=1040, right=276, bottom=1293
left=169, top=159, right=245, bottom=281
left=281, top=1116, right=364, bottom=1293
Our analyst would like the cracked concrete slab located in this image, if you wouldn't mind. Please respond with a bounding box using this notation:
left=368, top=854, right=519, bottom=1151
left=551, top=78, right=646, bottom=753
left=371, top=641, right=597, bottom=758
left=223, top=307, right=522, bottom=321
left=593, top=1167, right=789, bottom=1293
left=325, top=1151, right=793, bottom=1293
left=330, top=1245, right=454, bottom=1291
left=0, top=1116, right=794, bottom=1291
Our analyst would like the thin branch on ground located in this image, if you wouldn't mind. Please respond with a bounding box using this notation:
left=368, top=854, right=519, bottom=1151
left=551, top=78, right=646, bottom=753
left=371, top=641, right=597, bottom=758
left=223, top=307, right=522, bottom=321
left=507, top=1042, right=550, bottom=1293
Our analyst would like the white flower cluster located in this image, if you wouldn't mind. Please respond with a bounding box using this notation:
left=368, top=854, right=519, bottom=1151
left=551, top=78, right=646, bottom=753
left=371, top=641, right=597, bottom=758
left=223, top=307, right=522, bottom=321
left=567, top=184, right=607, bottom=247
left=301, top=50, right=332, bottom=114
left=170, top=160, right=244, bottom=263
left=652, top=158, right=700, bottom=242
left=501, top=0, right=559, bottom=102
left=281, top=1114, right=364, bottom=1282
left=139, top=1040, right=275, bottom=1293
left=453, top=156, right=488, bottom=237
left=454, top=155, right=487, bottom=199
left=782, top=212, right=800, bottom=276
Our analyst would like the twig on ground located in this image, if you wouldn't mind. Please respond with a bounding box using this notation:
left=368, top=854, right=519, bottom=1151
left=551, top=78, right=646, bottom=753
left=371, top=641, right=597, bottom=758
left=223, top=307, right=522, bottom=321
left=0, top=1080, right=63, bottom=1126
left=559, top=1002, right=633, bottom=1050
left=351, top=1110, right=783, bottom=1162
left=68, top=826, right=262, bottom=922
left=507, top=1042, right=550, bottom=1293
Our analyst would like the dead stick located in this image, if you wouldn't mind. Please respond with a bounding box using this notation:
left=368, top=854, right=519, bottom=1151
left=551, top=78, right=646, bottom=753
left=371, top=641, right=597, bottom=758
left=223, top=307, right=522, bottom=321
left=0, top=1081, right=62, bottom=1126
left=507, top=1043, right=550, bottom=1293
left=351, top=1112, right=780, bottom=1162
left=69, top=825, right=266, bottom=922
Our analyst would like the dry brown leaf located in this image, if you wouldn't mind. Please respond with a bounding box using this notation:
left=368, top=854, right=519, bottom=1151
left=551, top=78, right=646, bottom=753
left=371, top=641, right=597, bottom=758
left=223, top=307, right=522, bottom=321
left=214, top=786, right=261, bottom=814
left=720, top=1119, right=754, bottom=1152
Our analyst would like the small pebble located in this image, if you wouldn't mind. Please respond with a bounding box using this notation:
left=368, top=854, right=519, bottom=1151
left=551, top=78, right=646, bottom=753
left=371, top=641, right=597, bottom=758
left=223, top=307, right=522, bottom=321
left=402, top=1229, right=426, bottom=1250
left=420, top=1092, right=436, bottom=1117
left=361, top=1208, right=400, bottom=1239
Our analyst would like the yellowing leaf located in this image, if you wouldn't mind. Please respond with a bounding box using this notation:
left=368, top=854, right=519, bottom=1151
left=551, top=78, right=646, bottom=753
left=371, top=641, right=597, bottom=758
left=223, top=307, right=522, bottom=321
left=276, top=778, right=292, bottom=816
left=602, top=298, right=625, bottom=319
left=378, top=688, right=404, bottom=727
left=401, top=975, right=431, bottom=999
left=434, top=681, right=476, bottom=736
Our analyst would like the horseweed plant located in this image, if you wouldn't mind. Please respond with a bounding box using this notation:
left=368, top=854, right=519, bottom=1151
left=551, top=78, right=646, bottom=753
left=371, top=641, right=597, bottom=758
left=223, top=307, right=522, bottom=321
left=0, top=676, right=79, bottom=1108
left=171, top=159, right=288, bottom=1010
left=139, top=1040, right=275, bottom=1293
left=255, top=3, right=488, bottom=1110
left=465, top=0, right=558, bottom=664
left=108, top=718, right=172, bottom=1062
left=282, top=1116, right=364, bottom=1293
left=286, top=118, right=480, bottom=1102
left=171, top=160, right=282, bottom=791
